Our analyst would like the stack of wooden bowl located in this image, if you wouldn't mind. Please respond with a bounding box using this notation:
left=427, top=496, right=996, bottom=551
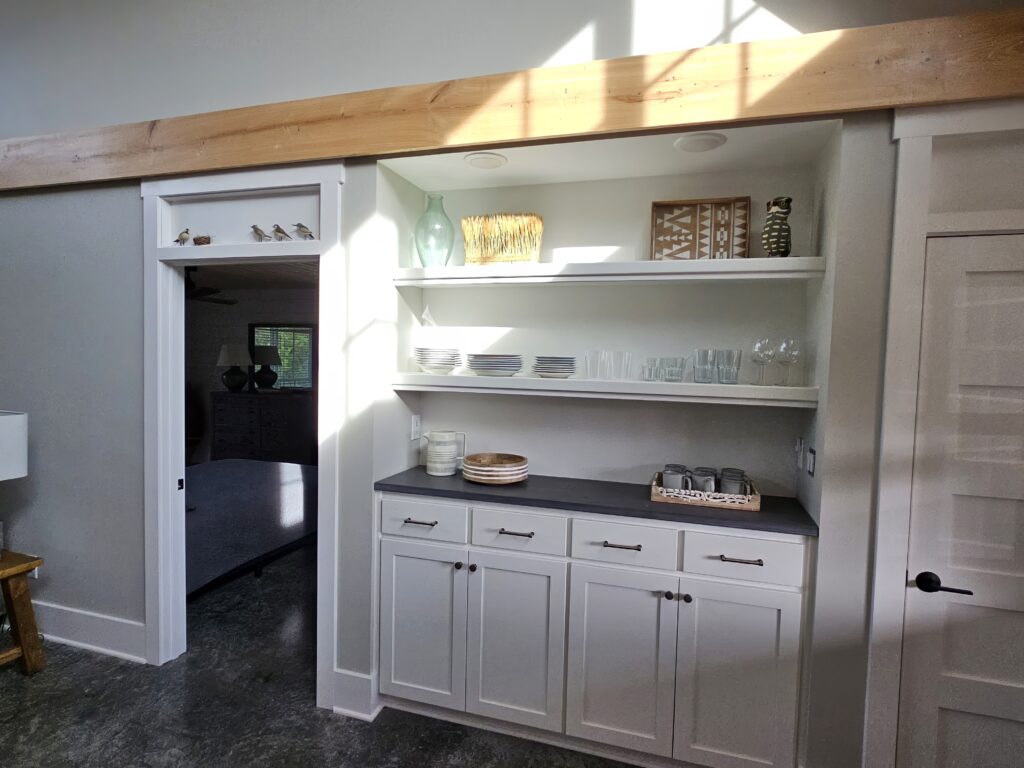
left=462, top=453, right=528, bottom=485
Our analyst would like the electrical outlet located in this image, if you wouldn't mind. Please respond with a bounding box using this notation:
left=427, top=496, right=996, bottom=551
left=807, top=448, right=816, bottom=477
left=410, top=414, right=422, bottom=441
left=28, top=566, right=39, bottom=579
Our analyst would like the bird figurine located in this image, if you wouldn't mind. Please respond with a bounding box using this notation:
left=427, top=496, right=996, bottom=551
left=251, top=225, right=270, bottom=242
left=272, top=224, right=293, bottom=241
left=175, top=228, right=190, bottom=246
left=761, top=196, right=793, bottom=258
left=293, top=222, right=315, bottom=240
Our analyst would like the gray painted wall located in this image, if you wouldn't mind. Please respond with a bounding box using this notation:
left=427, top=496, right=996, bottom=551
left=0, top=183, right=145, bottom=619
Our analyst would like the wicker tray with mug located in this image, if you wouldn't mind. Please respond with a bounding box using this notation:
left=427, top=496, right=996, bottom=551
left=650, top=471, right=761, bottom=512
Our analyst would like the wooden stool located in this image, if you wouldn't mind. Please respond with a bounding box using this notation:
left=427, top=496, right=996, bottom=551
left=0, top=550, right=45, bottom=675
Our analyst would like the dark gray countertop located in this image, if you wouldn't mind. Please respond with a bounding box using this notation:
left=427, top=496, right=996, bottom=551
left=374, top=467, right=818, bottom=537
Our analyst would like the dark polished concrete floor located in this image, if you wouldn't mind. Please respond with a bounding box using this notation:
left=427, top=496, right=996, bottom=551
left=1, top=545, right=629, bottom=768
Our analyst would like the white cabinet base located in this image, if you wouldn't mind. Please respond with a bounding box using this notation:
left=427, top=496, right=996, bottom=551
left=379, top=539, right=468, bottom=709
left=566, top=564, right=680, bottom=757
left=466, top=550, right=567, bottom=732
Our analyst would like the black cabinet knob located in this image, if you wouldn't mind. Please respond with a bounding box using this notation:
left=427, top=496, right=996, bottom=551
left=681, top=594, right=693, bottom=603
left=469, top=564, right=478, bottom=573
left=454, top=561, right=463, bottom=570
left=664, top=591, right=675, bottom=600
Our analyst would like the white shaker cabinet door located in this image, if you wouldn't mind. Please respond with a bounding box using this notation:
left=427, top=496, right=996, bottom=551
left=465, top=550, right=568, bottom=732
left=379, top=538, right=469, bottom=710
left=566, top=564, right=679, bottom=757
left=673, top=577, right=802, bottom=768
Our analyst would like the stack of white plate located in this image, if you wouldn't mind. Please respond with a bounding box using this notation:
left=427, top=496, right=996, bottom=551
left=466, top=354, right=523, bottom=377
left=532, top=355, right=576, bottom=379
left=462, top=453, right=529, bottom=485
left=415, top=347, right=461, bottom=374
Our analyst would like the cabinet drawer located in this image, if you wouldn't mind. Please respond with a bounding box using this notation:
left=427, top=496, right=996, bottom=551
left=571, top=519, right=679, bottom=570
left=381, top=496, right=469, bottom=543
left=682, top=532, right=804, bottom=587
left=471, top=507, right=568, bottom=556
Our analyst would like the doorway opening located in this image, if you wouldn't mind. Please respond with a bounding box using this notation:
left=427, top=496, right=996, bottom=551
left=181, top=261, right=320, bottom=644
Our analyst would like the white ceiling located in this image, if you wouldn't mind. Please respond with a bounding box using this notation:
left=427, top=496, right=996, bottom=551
left=192, top=261, right=319, bottom=290
left=381, top=120, right=840, bottom=191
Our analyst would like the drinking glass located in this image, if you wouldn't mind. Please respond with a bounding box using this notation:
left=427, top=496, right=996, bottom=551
left=715, top=349, right=742, bottom=385
left=609, top=351, right=633, bottom=380
left=751, top=338, right=777, bottom=385
left=693, top=348, right=715, bottom=384
left=660, top=356, right=685, bottom=383
left=585, top=350, right=608, bottom=379
left=776, top=338, right=803, bottom=386
left=640, top=357, right=665, bottom=382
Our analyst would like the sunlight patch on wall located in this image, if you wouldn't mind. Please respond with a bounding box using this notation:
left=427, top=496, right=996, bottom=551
left=543, top=23, right=595, bottom=67
left=347, top=212, right=401, bottom=418
left=630, top=0, right=798, bottom=54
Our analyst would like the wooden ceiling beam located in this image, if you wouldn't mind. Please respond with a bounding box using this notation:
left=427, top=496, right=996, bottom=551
left=2, top=9, right=1023, bottom=191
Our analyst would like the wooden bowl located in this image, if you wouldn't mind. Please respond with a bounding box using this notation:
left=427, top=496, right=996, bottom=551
left=463, top=452, right=528, bottom=469
left=192, top=235, right=211, bottom=246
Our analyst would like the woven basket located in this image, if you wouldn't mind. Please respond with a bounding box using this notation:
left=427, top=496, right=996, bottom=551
left=461, top=214, right=543, bottom=264
left=649, top=472, right=761, bottom=512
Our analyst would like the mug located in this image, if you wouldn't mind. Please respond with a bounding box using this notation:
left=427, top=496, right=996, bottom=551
left=662, top=469, right=686, bottom=490
left=690, top=466, right=717, bottom=492
left=720, top=475, right=751, bottom=494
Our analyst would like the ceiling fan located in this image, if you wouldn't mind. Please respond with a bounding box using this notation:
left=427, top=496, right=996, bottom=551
left=184, top=267, right=237, bottom=305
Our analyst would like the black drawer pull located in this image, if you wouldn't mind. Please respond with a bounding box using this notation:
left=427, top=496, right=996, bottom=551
left=603, top=541, right=642, bottom=552
left=404, top=517, right=439, bottom=527
left=719, top=554, right=764, bottom=566
left=498, top=527, right=535, bottom=538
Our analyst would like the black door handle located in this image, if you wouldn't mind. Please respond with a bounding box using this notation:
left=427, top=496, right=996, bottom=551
left=915, top=571, right=973, bottom=596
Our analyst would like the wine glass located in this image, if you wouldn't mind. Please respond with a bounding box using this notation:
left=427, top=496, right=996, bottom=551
left=776, top=338, right=803, bottom=386
left=751, top=338, right=777, bottom=385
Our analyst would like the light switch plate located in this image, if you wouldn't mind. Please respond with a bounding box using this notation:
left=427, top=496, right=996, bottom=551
left=410, top=414, right=422, bottom=441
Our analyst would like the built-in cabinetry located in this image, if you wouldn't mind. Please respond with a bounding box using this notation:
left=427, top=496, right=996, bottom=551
left=376, top=488, right=810, bottom=768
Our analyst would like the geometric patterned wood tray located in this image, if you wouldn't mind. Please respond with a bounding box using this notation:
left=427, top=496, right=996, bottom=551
left=651, top=196, right=750, bottom=260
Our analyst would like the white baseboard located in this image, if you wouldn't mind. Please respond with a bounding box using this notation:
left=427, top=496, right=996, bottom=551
left=333, top=668, right=382, bottom=721
left=33, top=600, right=147, bottom=664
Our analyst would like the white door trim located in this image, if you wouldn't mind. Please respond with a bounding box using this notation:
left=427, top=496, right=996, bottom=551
left=864, top=98, right=1024, bottom=768
left=141, top=164, right=345, bottom=713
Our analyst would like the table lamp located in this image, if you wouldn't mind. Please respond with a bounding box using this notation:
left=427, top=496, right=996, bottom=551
left=253, top=345, right=282, bottom=390
left=0, top=411, right=28, bottom=551
left=217, top=344, right=252, bottom=392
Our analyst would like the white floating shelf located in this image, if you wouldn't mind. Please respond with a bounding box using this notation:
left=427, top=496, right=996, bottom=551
left=393, top=374, right=818, bottom=409
left=394, top=257, right=825, bottom=287
left=156, top=240, right=323, bottom=264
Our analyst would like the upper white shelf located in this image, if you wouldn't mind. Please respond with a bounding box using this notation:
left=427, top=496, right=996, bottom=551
left=155, top=240, right=324, bottom=263
left=393, top=257, right=825, bottom=287
left=393, top=373, right=818, bottom=409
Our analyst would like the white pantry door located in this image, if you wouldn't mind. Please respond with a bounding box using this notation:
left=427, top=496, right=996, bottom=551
left=897, top=235, right=1024, bottom=767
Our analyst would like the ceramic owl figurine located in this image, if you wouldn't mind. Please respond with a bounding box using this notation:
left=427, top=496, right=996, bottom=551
left=761, top=196, right=792, bottom=258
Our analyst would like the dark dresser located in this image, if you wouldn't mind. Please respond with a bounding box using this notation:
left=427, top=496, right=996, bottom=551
left=210, top=391, right=316, bottom=464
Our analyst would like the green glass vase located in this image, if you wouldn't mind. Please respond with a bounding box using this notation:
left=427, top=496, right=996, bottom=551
left=414, top=193, right=454, bottom=267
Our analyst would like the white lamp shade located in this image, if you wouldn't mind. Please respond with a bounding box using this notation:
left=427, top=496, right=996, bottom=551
left=254, top=345, right=282, bottom=366
left=217, top=344, right=252, bottom=367
left=0, top=411, right=28, bottom=481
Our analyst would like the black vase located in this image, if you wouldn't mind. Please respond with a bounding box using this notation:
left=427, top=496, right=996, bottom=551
left=221, top=365, right=248, bottom=392
left=254, top=364, right=279, bottom=390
